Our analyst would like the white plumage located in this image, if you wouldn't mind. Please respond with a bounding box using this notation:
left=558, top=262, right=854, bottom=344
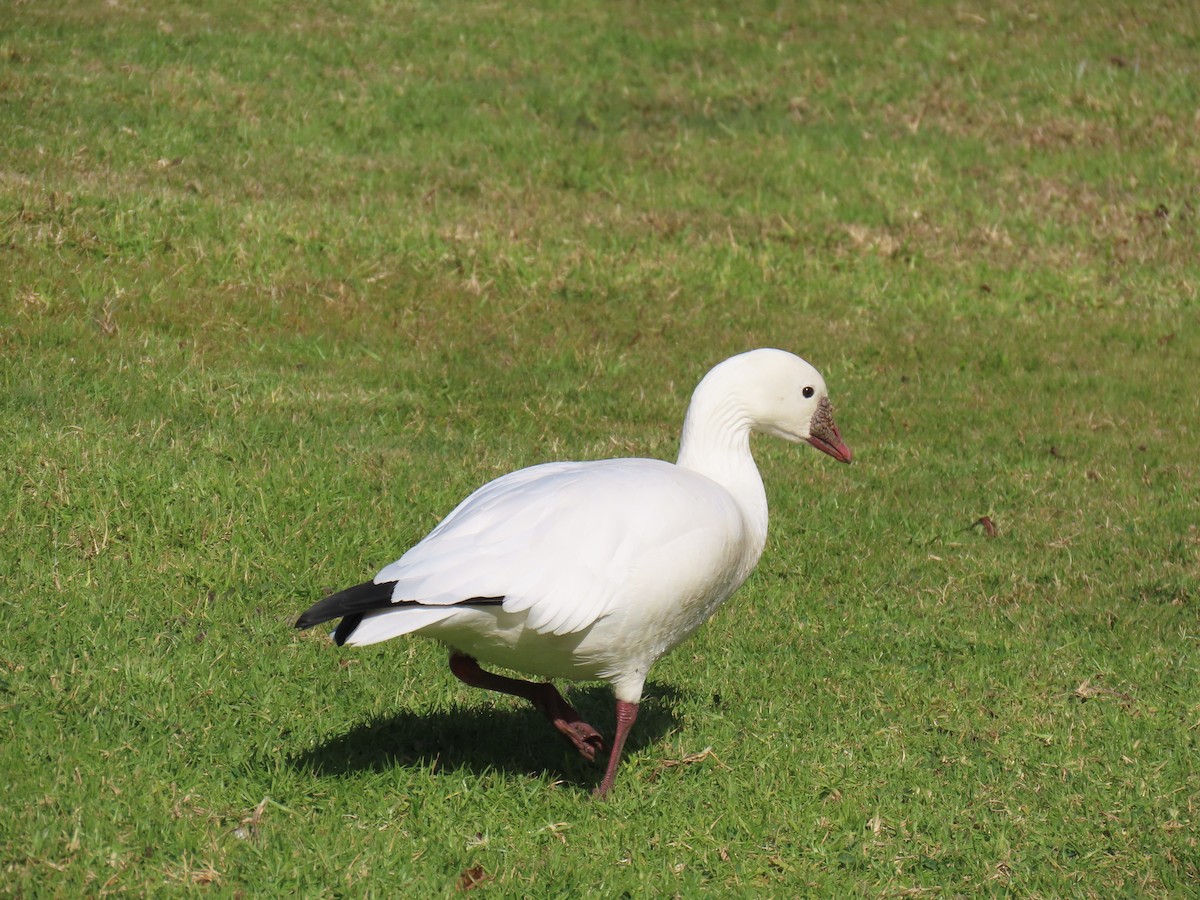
left=297, top=348, right=851, bottom=796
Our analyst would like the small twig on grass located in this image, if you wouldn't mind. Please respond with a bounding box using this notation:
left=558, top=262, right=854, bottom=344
left=969, top=515, right=998, bottom=537
left=647, top=746, right=731, bottom=782
left=1073, top=678, right=1134, bottom=706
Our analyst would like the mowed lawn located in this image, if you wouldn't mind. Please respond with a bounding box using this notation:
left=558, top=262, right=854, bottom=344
left=2, top=0, right=1198, bottom=895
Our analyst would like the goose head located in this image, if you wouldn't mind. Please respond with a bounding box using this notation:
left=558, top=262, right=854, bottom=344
left=711, top=348, right=853, bottom=463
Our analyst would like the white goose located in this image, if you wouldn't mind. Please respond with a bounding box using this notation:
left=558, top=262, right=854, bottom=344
left=296, top=348, right=851, bottom=796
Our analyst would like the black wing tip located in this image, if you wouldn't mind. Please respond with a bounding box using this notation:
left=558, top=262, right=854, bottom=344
left=333, top=613, right=365, bottom=646
left=295, top=584, right=508, bottom=638
left=295, top=580, right=392, bottom=633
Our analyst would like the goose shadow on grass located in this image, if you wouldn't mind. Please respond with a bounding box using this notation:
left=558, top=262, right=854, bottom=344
left=291, top=684, right=683, bottom=794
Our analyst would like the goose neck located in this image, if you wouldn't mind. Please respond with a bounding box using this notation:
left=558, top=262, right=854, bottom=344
left=675, top=392, right=768, bottom=542
left=676, top=392, right=752, bottom=472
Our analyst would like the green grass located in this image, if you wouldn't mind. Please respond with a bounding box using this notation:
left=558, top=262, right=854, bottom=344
left=2, top=0, right=1198, bottom=894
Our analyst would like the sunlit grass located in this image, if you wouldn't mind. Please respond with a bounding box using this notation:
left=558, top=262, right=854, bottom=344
left=2, top=0, right=1197, bottom=894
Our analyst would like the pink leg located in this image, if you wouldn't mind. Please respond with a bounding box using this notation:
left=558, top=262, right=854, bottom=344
left=593, top=700, right=639, bottom=799
left=448, top=652, right=604, bottom=761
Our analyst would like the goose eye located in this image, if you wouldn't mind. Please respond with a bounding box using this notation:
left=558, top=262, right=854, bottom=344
left=802, top=386, right=815, bottom=398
